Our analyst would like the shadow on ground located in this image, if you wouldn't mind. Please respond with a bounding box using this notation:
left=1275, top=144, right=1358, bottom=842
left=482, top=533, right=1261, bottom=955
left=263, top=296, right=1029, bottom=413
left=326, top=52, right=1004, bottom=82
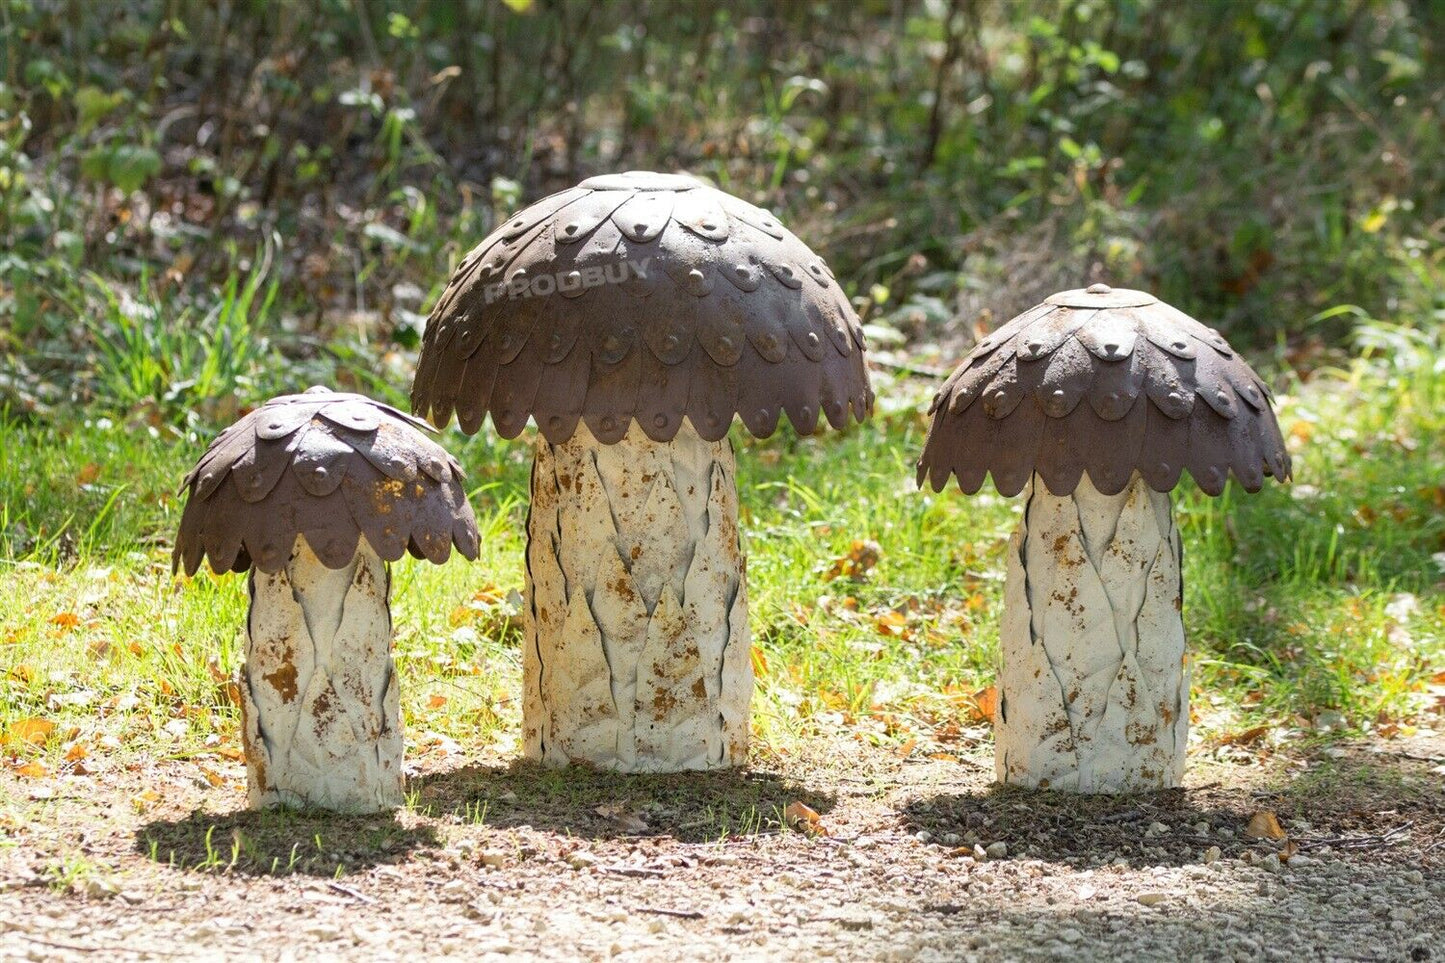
left=413, top=759, right=837, bottom=842
left=134, top=808, right=440, bottom=877
left=900, top=741, right=1444, bottom=869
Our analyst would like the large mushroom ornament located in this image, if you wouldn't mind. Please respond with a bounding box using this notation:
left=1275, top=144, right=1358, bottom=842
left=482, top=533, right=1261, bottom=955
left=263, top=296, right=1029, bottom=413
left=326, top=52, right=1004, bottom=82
left=411, top=171, right=871, bottom=772
left=918, top=284, right=1290, bottom=793
left=174, top=388, right=479, bottom=813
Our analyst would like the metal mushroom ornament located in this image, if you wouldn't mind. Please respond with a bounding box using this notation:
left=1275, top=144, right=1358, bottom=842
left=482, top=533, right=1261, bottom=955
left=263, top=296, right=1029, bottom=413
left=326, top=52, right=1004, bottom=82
left=411, top=171, right=872, bottom=772
left=174, top=388, right=479, bottom=813
left=917, top=284, right=1290, bottom=793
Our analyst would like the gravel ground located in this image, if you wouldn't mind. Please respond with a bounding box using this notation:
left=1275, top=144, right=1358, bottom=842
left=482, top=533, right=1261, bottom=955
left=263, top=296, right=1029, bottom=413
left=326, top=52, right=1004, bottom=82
left=2, top=735, right=1441, bottom=962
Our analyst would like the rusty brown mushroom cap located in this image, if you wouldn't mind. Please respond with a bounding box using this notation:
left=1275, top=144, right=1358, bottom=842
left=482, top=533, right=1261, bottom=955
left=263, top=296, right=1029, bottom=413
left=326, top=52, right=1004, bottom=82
left=917, top=284, right=1292, bottom=498
left=174, top=388, right=480, bottom=576
left=409, top=170, right=872, bottom=444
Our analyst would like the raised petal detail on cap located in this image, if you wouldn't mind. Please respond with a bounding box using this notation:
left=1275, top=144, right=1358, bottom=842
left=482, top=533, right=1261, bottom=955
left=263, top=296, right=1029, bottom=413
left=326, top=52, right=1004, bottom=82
left=174, top=391, right=480, bottom=576
left=410, top=171, right=870, bottom=441
left=918, top=288, right=1291, bottom=496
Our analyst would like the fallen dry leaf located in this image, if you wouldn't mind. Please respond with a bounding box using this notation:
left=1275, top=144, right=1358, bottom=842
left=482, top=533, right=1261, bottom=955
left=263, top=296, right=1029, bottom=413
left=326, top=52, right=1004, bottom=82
left=970, top=686, right=999, bottom=725
left=76, top=463, right=102, bottom=486
left=823, top=540, right=882, bottom=581
left=1220, top=725, right=1269, bottom=746
left=1244, top=810, right=1288, bottom=841
left=428, top=694, right=448, bottom=709
left=783, top=801, right=828, bottom=837
left=7, top=718, right=56, bottom=747
left=50, top=612, right=80, bottom=630
left=14, top=761, right=48, bottom=778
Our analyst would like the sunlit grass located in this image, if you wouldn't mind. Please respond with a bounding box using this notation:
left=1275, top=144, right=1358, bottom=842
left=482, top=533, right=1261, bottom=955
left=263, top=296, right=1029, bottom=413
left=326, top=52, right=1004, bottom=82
left=1, top=332, right=1442, bottom=788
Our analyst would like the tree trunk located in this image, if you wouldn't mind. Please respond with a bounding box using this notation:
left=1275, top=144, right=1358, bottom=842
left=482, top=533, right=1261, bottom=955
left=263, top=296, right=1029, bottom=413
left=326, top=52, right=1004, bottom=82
left=239, top=538, right=403, bottom=813
left=995, top=472, right=1187, bottom=792
left=523, top=421, right=752, bottom=772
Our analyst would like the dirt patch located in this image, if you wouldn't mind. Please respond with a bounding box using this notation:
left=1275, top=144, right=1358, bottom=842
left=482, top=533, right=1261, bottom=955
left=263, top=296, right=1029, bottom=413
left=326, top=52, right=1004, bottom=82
left=0, top=736, right=1441, bottom=961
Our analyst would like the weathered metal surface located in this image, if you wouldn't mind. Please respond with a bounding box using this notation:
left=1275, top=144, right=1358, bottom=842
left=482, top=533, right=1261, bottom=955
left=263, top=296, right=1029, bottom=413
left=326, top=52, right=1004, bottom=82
left=523, top=421, right=751, bottom=771
left=174, top=387, right=480, bottom=575
left=917, top=285, right=1291, bottom=497
left=410, top=170, right=873, bottom=443
left=240, top=538, right=403, bottom=813
left=995, top=472, right=1187, bottom=793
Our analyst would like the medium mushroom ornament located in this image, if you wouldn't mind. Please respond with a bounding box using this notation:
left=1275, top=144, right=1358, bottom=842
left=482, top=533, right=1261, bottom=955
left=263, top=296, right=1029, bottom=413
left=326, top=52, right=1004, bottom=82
left=918, top=284, right=1290, bottom=793
left=174, top=388, right=479, bottom=813
left=411, top=171, right=871, bottom=772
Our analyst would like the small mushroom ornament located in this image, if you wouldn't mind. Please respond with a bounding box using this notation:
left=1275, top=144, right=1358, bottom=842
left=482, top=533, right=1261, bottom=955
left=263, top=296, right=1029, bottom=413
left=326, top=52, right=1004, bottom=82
left=411, top=171, right=872, bottom=772
left=918, top=284, right=1290, bottom=793
left=175, top=388, right=478, bottom=813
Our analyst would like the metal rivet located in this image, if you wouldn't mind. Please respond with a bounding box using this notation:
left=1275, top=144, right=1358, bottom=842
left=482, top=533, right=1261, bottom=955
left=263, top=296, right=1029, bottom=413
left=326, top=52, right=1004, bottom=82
left=1167, top=391, right=1183, bottom=403
left=312, top=466, right=327, bottom=478
left=1104, top=343, right=1119, bottom=355
left=756, top=409, right=769, bottom=423
left=1173, top=340, right=1187, bottom=350
left=601, top=416, right=616, bottom=431
left=564, top=223, right=579, bottom=234
left=548, top=416, right=563, bottom=429
left=566, top=270, right=581, bottom=283
left=688, top=268, right=705, bottom=282
left=653, top=414, right=668, bottom=428
left=806, top=332, right=820, bottom=347
left=701, top=221, right=716, bottom=231
left=718, top=336, right=735, bottom=353
left=1087, top=282, right=1112, bottom=294
left=1051, top=389, right=1065, bottom=400
left=604, top=335, right=621, bottom=352
left=735, top=265, right=750, bottom=277
left=634, top=222, right=647, bottom=234
left=761, top=334, right=777, bottom=349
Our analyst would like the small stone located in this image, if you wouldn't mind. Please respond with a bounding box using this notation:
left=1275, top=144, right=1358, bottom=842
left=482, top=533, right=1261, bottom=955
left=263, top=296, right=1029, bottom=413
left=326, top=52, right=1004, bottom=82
left=1260, top=854, right=1282, bottom=874
left=1390, top=907, right=1416, bottom=922
left=648, top=919, right=667, bottom=934
left=1203, top=846, right=1222, bottom=865
left=479, top=850, right=507, bottom=868
left=568, top=851, right=599, bottom=870
left=914, top=830, right=933, bottom=844
left=985, top=842, right=1008, bottom=860
left=973, top=844, right=988, bottom=861
left=1137, top=892, right=1167, bottom=907
left=440, top=880, right=472, bottom=901
left=1146, top=822, right=1170, bottom=837
left=941, top=833, right=961, bottom=846
left=1193, top=821, right=1210, bottom=834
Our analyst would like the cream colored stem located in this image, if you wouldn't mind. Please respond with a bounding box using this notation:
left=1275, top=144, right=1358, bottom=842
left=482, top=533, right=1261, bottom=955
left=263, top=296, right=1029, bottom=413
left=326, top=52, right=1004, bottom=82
left=523, top=421, right=752, bottom=772
left=995, top=472, right=1187, bottom=792
left=240, top=538, right=402, bottom=813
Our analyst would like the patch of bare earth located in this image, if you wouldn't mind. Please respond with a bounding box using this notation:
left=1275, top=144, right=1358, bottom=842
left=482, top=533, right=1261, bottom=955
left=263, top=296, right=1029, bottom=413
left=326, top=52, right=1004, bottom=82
left=1, top=735, right=1441, bottom=962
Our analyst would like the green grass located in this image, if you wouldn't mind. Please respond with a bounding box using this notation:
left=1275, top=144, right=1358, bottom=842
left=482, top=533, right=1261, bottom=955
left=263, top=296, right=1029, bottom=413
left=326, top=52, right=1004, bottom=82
left=2, top=323, right=1442, bottom=788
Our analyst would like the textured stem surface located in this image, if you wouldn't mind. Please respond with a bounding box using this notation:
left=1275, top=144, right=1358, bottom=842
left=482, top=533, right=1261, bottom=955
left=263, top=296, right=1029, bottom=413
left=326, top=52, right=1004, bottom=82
left=524, top=422, right=751, bottom=772
left=240, top=538, right=402, bottom=812
left=995, top=472, right=1187, bottom=792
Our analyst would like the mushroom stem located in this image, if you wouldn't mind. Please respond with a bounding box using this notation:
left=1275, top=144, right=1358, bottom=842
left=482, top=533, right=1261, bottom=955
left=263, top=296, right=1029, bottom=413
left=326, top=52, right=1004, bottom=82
left=239, top=538, right=402, bottom=812
left=995, top=472, right=1187, bottom=792
left=523, top=421, right=752, bottom=771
